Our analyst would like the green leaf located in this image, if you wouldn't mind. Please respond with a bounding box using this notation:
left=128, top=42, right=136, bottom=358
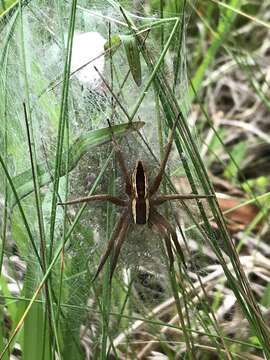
left=121, top=35, right=142, bottom=86
left=104, top=34, right=122, bottom=57
left=11, top=121, right=144, bottom=206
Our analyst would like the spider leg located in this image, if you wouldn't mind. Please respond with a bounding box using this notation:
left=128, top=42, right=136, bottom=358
left=107, top=120, right=132, bottom=194
left=92, top=209, right=128, bottom=282
left=153, top=193, right=214, bottom=206
left=149, top=215, right=174, bottom=270
left=149, top=115, right=179, bottom=196
left=109, top=217, right=130, bottom=282
left=151, top=209, right=186, bottom=268
left=58, top=194, right=126, bottom=207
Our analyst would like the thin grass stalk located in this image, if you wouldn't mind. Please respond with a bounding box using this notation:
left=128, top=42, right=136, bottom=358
left=182, top=252, right=233, bottom=359
left=169, top=266, right=195, bottom=358
left=159, top=0, right=164, bottom=56
left=156, top=92, right=195, bottom=355
left=101, top=49, right=116, bottom=350
left=0, top=153, right=42, bottom=265
left=23, top=104, right=62, bottom=357
left=100, top=184, right=113, bottom=359
left=173, top=0, right=186, bottom=92
left=0, top=50, right=8, bottom=276
left=107, top=280, right=134, bottom=356
left=101, top=40, right=115, bottom=353
left=54, top=109, right=70, bottom=358
left=19, top=2, right=46, bottom=279
left=93, top=285, right=119, bottom=358
left=53, top=109, right=70, bottom=357
left=177, top=276, right=197, bottom=355
left=48, top=0, right=77, bottom=262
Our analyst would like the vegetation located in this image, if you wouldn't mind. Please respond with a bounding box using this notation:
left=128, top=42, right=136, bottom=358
left=0, top=0, right=270, bottom=359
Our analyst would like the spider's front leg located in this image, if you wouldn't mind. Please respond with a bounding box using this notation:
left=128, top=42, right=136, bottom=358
left=152, top=193, right=214, bottom=206
left=107, top=120, right=132, bottom=195
left=58, top=194, right=126, bottom=207
left=149, top=115, right=179, bottom=196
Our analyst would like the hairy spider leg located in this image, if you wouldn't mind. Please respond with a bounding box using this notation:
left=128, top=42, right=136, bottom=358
left=58, top=194, right=126, bottom=207
left=107, top=119, right=132, bottom=195
left=151, top=209, right=186, bottom=268
left=152, top=193, right=214, bottom=205
left=150, top=217, right=174, bottom=270
left=149, top=115, right=179, bottom=196
left=109, top=217, right=130, bottom=282
left=92, top=209, right=129, bottom=282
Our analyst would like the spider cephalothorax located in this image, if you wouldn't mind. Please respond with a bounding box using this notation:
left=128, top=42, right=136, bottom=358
left=59, top=117, right=213, bottom=281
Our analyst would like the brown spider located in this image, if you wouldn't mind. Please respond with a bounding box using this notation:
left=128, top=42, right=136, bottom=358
left=59, top=117, right=213, bottom=281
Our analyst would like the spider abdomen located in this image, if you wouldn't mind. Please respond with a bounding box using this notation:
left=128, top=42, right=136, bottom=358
left=132, top=198, right=150, bottom=224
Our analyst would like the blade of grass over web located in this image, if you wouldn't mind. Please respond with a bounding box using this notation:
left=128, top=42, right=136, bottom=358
left=48, top=0, right=77, bottom=264
left=117, top=2, right=270, bottom=356
left=0, top=153, right=42, bottom=267
left=100, top=179, right=115, bottom=360
left=20, top=3, right=59, bottom=346
left=53, top=74, right=70, bottom=357
left=23, top=104, right=61, bottom=357
left=0, top=7, right=18, bottom=65
left=0, top=49, right=8, bottom=277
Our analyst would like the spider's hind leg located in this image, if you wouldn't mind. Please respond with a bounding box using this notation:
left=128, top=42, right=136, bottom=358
left=150, top=209, right=187, bottom=269
left=149, top=212, right=176, bottom=271
left=109, top=218, right=130, bottom=282
left=92, top=209, right=128, bottom=282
